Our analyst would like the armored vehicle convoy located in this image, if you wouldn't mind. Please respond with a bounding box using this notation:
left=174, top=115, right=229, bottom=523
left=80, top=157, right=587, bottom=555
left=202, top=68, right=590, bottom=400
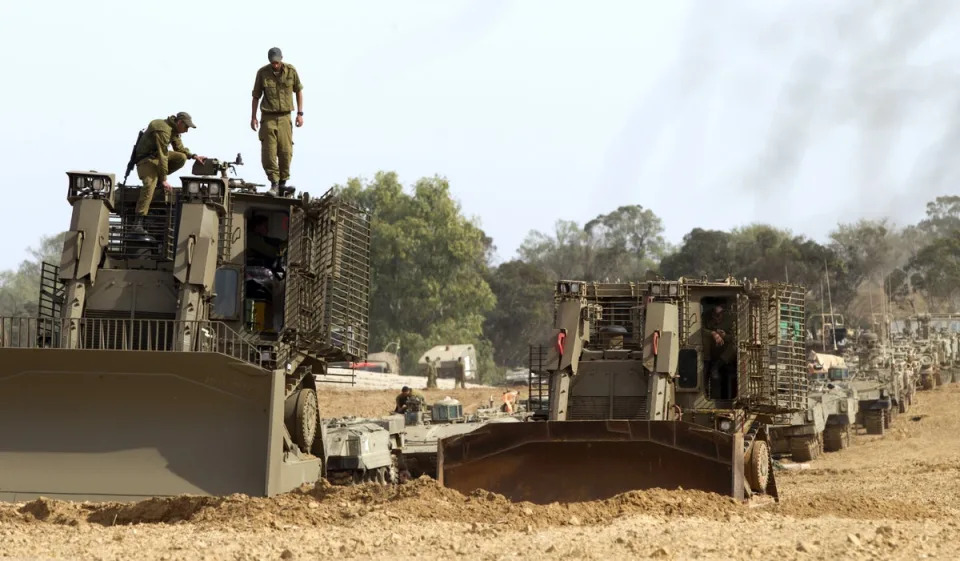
left=0, top=156, right=371, bottom=502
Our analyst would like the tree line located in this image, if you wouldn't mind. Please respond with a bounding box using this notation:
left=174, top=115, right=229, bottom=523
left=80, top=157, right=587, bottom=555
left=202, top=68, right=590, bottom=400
left=4, top=173, right=959, bottom=382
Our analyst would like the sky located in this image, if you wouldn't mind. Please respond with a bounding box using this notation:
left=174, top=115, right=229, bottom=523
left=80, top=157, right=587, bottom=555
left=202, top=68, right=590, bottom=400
left=1, top=1, right=959, bottom=271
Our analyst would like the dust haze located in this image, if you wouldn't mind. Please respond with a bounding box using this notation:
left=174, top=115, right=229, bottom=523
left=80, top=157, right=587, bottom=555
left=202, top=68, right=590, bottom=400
left=649, top=2, right=960, bottom=233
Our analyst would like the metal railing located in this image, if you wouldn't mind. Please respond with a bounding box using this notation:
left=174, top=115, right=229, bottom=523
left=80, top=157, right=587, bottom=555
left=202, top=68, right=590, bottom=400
left=0, top=316, right=264, bottom=368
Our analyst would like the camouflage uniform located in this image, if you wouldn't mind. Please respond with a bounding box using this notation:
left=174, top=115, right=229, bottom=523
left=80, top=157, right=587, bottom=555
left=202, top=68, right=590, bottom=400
left=703, top=306, right=737, bottom=399
left=252, top=57, right=303, bottom=192
left=425, top=357, right=438, bottom=389
left=395, top=390, right=425, bottom=413
left=454, top=358, right=466, bottom=389
left=132, top=114, right=196, bottom=217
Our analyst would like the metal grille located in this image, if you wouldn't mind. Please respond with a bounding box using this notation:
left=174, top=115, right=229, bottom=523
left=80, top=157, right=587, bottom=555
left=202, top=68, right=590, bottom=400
left=313, top=189, right=371, bottom=361
left=612, top=395, right=648, bottom=419
left=743, top=283, right=807, bottom=413
left=106, top=186, right=179, bottom=261
left=568, top=396, right=610, bottom=420
left=283, top=205, right=312, bottom=344
left=581, top=282, right=644, bottom=350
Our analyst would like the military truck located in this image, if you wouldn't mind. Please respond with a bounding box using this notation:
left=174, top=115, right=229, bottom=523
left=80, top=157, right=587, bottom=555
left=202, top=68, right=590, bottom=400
left=0, top=156, right=372, bottom=502
left=438, top=278, right=808, bottom=504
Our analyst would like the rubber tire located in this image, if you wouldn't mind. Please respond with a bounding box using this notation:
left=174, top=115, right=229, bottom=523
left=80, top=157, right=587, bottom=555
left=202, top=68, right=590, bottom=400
left=293, top=388, right=318, bottom=453
left=883, top=408, right=892, bottom=429
left=865, top=410, right=885, bottom=435
left=790, top=435, right=819, bottom=462
left=746, top=440, right=770, bottom=493
left=823, top=426, right=850, bottom=452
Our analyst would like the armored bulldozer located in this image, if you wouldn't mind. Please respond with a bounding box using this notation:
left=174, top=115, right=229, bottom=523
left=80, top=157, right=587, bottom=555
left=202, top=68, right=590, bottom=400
left=0, top=156, right=371, bottom=502
left=438, top=278, right=808, bottom=504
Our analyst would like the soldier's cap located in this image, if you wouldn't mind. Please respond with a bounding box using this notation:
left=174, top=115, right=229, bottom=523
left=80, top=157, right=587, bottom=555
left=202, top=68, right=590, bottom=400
left=176, top=111, right=196, bottom=128
left=268, top=47, right=283, bottom=62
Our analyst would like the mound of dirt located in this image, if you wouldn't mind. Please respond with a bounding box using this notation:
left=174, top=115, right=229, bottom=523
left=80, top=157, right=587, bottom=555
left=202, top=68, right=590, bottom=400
left=2, top=477, right=747, bottom=531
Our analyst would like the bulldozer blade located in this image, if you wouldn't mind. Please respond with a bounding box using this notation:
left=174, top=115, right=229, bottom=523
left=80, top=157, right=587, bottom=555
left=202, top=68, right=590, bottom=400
left=0, top=349, right=320, bottom=502
left=437, top=420, right=744, bottom=504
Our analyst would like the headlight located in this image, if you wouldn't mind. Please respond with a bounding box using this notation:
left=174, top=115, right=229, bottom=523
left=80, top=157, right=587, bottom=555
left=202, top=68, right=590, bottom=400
left=187, top=181, right=200, bottom=193
left=719, top=419, right=733, bottom=432
left=208, top=182, right=220, bottom=195
left=92, top=178, right=103, bottom=191
left=651, top=284, right=662, bottom=295
left=75, top=177, right=84, bottom=188
left=668, top=284, right=678, bottom=296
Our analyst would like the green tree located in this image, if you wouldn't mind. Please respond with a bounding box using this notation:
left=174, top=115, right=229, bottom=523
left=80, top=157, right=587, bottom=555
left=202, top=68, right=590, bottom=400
left=659, top=228, right=735, bottom=279
left=584, top=205, right=668, bottom=280
left=337, top=172, right=497, bottom=379
left=518, top=205, right=666, bottom=281
left=484, top=260, right=554, bottom=368
left=906, top=237, right=960, bottom=310
left=0, top=232, right=67, bottom=316
left=918, top=195, right=960, bottom=238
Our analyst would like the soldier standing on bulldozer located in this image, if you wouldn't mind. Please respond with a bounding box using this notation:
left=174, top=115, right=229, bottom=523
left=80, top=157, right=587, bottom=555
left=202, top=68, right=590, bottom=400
left=425, top=356, right=438, bottom=389
left=129, top=112, right=206, bottom=235
left=250, top=47, right=303, bottom=197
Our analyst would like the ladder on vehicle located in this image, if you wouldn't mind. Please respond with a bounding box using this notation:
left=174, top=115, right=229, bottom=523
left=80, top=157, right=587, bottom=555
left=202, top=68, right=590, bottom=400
left=217, top=208, right=233, bottom=264
left=528, top=344, right=552, bottom=420
left=38, top=261, right=64, bottom=319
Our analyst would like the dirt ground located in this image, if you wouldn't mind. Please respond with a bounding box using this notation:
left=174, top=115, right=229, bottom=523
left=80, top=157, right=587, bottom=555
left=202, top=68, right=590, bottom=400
left=4, top=385, right=960, bottom=560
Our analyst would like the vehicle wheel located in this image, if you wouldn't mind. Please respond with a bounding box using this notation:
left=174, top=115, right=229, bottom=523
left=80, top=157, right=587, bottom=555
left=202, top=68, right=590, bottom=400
left=865, top=410, right=885, bottom=435
left=824, top=426, right=850, bottom=452
left=898, top=399, right=906, bottom=414
left=790, top=435, right=819, bottom=462
left=746, top=440, right=770, bottom=493
left=883, top=408, right=892, bottom=428
left=292, top=388, right=318, bottom=453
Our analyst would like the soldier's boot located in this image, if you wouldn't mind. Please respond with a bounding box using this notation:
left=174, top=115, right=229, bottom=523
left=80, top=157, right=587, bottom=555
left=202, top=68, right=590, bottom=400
left=129, top=216, right=155, bottom=242
left=130, top=216, right=148, bottom=234
left=266, top=181, right=279, bottom=197
left=278, top=179, right=296, bottom=197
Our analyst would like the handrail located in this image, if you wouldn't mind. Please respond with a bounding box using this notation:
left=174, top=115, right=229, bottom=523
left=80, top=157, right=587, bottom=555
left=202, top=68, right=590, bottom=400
left=0, top=316, right=264, bottom=369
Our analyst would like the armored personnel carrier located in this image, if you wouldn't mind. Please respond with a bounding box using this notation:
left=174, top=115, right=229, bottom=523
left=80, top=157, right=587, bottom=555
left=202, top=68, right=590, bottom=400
left=439, top=278, right=808, bottom=503
left=770, top=354, right=858, bottom=460
left=0, top=156, right=372, bottom=501
left=323, top=415, right=405, bottom=485
left=398, top=395, right=525, bottom=479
